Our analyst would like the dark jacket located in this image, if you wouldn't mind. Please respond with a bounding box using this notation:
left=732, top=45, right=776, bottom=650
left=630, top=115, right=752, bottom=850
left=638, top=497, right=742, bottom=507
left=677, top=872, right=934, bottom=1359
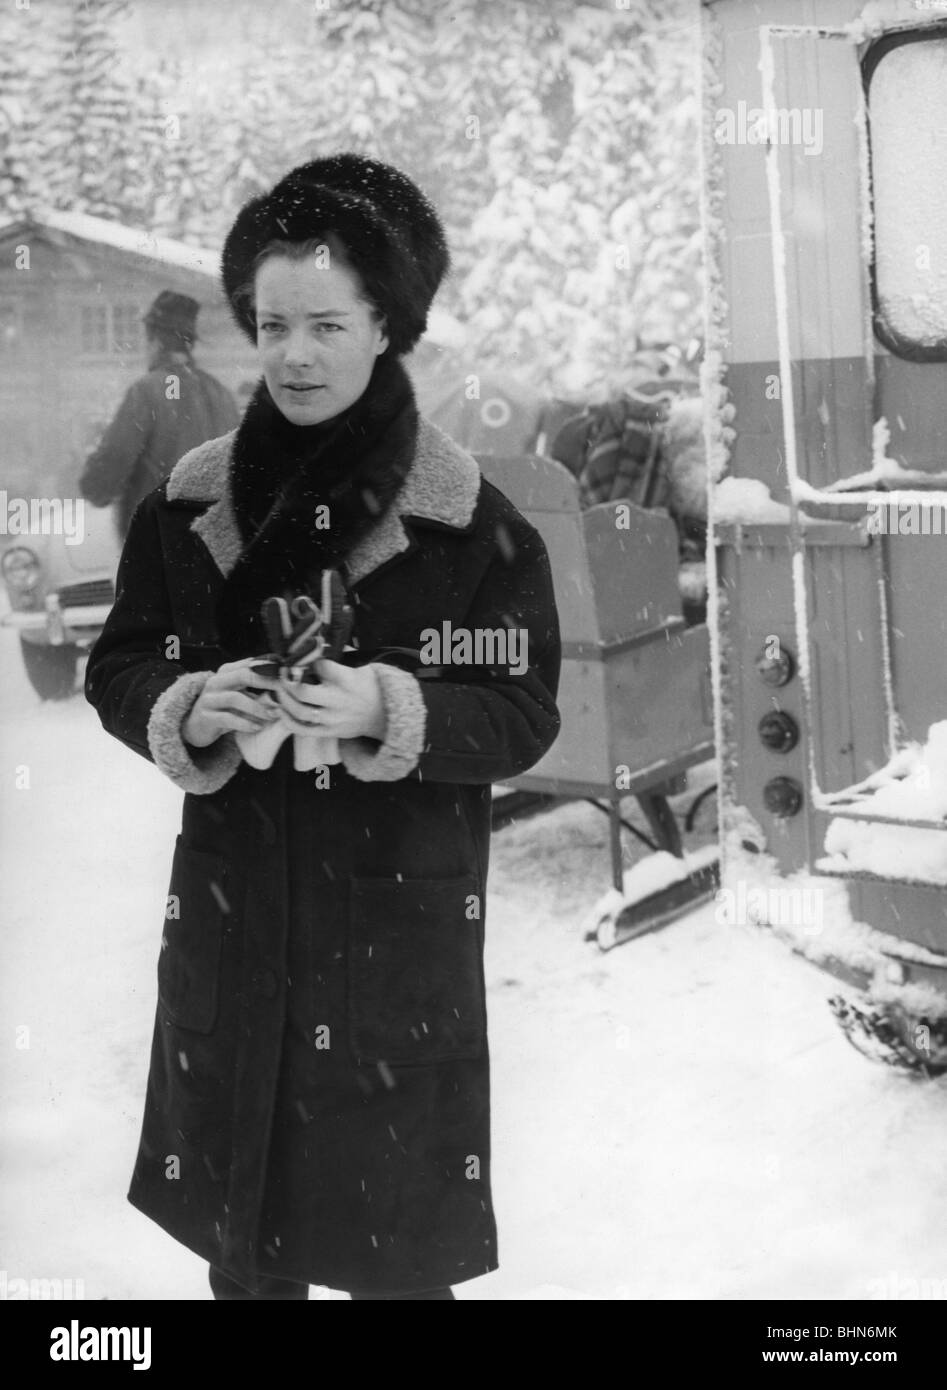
left=84, top=417, right=561, bottom=1296
left=79, top=350, right=239, bottom=537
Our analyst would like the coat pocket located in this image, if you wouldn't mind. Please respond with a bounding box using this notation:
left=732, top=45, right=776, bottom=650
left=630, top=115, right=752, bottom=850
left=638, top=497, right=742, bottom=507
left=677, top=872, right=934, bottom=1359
left=347, top=875, right=486, bottom=1065
left=158, top=838, right=227, bottom=1035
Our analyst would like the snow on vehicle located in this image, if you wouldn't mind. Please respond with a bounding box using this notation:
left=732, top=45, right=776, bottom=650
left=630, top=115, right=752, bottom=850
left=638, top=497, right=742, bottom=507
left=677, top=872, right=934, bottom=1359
left=702, top=0, right=947, bottom=1068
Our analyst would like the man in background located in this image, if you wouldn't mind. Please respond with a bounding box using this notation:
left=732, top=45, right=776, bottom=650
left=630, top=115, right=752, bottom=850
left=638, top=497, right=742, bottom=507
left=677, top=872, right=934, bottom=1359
left=80, top=291, right=239, bottom=537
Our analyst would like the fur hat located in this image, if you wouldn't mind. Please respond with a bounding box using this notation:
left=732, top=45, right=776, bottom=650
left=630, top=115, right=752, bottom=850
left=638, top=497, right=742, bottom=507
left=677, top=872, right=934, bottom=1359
left=221, top=153, right=450, bottom=356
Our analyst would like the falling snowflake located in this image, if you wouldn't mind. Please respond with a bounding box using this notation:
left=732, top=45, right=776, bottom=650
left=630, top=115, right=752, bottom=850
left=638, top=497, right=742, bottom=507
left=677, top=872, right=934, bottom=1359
left=494, top=522, right=516, bottom=562
left=209, top=880, right=230, bottom=914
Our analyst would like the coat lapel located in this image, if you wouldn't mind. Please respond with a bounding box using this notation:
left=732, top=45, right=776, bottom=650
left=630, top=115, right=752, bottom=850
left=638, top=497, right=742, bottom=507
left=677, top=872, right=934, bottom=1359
left=166, top=417, right=482, bottom=588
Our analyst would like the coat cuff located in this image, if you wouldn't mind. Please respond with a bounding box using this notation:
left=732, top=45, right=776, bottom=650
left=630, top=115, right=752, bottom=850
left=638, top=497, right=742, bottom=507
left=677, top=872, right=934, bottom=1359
left=339, top=663, right=427, bottom=783
left=146, top=670, right=242, bottom=794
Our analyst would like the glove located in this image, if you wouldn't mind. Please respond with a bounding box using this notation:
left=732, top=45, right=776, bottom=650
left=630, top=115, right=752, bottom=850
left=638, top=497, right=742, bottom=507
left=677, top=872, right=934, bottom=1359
left=233, top=578, right=351, bottom=772
left=235, top=674, right=341, bottom=771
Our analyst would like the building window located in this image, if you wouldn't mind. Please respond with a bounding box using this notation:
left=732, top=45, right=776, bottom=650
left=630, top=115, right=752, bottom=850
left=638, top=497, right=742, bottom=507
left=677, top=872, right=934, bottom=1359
left=78, top=300, right=144, bottom=356
left=867, top=33, right=947, bottom=360
left=112, top=302, right=144, bottom=354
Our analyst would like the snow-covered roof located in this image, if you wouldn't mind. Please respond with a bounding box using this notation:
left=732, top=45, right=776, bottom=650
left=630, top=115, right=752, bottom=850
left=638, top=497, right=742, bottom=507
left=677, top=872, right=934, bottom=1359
left=0, top=208, right=222, bottom=280
left=0, top=207, right=467, bottom=348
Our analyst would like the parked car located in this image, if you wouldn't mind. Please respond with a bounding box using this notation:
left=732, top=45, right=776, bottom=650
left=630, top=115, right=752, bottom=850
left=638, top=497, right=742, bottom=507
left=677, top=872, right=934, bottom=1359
left=0, top=210, right=256, bottom=699
left=1, top=495, right=120, bottom=699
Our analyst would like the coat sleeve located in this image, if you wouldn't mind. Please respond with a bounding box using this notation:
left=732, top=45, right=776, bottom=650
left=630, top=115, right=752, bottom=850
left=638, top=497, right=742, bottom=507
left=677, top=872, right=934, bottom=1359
left=340, top=522, right=562, bottom=785
left=84, top=492, right=242, bottom=794
left=79, top=380, right=154, bottom=508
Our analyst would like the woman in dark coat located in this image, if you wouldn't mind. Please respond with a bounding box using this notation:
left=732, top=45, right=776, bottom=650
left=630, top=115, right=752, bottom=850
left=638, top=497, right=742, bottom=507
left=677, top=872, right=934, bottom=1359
left=85, top=155, right=561, bottom=1301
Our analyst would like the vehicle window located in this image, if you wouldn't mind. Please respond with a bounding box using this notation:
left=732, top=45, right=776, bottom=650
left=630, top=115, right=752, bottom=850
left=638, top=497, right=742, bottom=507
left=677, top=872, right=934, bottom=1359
left=869, top=36, right=947, bottom=354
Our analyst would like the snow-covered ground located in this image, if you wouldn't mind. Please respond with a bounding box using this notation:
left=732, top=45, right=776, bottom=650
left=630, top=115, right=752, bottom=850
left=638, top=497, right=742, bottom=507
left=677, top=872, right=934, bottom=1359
left=3, top=626, right=947, bottom=1301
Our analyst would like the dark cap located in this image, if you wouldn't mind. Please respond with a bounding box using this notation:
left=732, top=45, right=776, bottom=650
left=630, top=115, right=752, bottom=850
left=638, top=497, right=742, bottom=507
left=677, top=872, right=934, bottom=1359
left=143, top=291, right=200, bottom=343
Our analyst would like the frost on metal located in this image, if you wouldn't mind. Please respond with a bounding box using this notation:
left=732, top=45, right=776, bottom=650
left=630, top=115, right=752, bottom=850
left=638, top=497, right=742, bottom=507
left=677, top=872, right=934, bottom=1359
left=755, top=24, right=822, bottom=769
left=871, top=37, right=947, bottom=346
left=853, top=54, right=876, bottom=379
left=874, top=516, right=902, bottom=761
left=758, top=27, right=799, bottom=497
left=697, top=2, right=732, bottom=485
left=789, top=550, right=813, bottom=714
left=844, top=0, right=939, bottom=44
left=721, top=810, right=947, bottom=1022
left=698, top=0, right=732, bottom=833
left=695, top=4, right=728, bottom=472
left=790, top=418, right=947, bottom=498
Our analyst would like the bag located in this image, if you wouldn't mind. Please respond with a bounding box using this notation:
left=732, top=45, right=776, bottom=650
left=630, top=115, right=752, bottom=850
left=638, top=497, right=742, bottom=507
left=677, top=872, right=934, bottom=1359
left=551, top=380, right=685, bottom=510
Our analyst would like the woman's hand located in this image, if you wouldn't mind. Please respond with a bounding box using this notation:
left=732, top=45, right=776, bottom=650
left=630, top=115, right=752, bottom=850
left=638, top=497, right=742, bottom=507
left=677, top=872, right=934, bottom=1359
left=275, top=660, right=388, bottom=742
left=183, top=658, right=283, bottom=748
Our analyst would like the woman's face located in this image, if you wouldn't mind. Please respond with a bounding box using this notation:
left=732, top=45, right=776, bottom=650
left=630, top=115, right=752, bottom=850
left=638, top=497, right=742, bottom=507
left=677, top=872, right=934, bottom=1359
left=254, top=248, right=389, bottom=425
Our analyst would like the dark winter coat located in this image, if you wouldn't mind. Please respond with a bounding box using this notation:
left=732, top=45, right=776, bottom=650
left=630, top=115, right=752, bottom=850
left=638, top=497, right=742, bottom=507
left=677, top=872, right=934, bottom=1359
left=84, top=417, right=561, bottom=1296
left=79, top=350, right=239, bottom=537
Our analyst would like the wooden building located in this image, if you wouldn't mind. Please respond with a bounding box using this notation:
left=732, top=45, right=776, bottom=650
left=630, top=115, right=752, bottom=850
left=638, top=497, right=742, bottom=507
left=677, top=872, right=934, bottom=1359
left=0, top=208, right=542, bottom=500
left=0, top=210, right=256, bottom=501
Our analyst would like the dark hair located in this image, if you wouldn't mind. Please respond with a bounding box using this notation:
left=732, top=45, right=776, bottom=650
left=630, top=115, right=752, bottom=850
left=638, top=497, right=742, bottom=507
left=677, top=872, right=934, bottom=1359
left=232, top=234, right=386, bottom=337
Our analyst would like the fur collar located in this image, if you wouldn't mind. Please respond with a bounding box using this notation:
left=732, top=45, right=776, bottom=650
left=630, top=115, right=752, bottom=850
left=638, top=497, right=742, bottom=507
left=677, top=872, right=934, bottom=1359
left=166, top=416, right=482, bottom=588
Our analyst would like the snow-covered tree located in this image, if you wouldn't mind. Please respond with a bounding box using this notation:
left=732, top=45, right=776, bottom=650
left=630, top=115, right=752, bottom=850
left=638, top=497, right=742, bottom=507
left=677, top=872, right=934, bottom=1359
left=6, top=0, right=702, bottom=397
left=0, top=5, right=52, bottom=220
left=458, top=0, right=702, bottom=397
left=39, top=0, right=155, bottom=222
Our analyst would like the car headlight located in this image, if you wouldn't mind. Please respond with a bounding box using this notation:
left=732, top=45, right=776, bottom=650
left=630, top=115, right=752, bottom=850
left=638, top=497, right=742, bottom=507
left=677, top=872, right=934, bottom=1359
left=2, top=546, right=43, bottom=600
